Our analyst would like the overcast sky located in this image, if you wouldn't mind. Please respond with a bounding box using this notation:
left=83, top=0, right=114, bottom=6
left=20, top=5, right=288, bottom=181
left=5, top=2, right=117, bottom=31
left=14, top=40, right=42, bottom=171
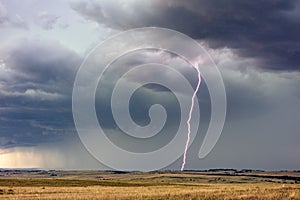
left=0, top=0, right=300, bottom=170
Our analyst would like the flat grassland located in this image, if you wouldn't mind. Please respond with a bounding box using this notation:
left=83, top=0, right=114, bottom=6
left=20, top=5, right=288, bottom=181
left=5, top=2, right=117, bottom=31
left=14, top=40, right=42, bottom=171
left=0, top=170, right=300, bottom=199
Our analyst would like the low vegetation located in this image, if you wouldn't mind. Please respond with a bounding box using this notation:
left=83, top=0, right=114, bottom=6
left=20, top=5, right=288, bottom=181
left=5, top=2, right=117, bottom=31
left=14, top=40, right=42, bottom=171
left=0, top=170, right=299, bottom=199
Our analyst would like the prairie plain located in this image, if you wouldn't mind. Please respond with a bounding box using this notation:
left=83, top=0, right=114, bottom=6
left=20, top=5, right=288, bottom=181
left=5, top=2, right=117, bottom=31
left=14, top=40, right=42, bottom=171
left=0, top=169, right=300, bottom=199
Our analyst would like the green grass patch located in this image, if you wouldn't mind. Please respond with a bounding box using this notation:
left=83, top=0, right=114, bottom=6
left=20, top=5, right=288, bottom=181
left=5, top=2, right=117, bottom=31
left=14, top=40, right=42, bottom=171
left=0, top=178, right=182, bottom=187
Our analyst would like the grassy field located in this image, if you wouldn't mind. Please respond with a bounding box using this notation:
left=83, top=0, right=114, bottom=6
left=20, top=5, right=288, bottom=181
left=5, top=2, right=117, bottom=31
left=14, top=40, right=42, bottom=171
left=0, top=170, right=299, bottom=199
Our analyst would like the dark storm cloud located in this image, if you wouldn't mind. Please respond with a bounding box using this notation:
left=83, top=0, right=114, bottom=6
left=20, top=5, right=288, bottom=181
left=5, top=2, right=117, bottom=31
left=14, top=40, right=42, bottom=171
left=4, top=39, right=78, bottom=85
left=0, top=39, right=81, bottom=148
left=70, top=0, right=300, bottom=70
left=78, top=49, right=210, bottom=153
left=0, top=0, right=299, bottom=170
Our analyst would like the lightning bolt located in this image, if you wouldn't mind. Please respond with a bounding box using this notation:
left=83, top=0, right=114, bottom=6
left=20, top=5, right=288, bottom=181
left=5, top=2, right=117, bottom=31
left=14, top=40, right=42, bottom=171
left=181, top=63, right=201, bottom=171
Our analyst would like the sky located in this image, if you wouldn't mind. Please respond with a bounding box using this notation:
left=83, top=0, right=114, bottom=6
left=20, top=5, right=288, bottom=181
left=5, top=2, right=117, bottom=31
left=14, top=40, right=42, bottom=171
left=0, top=0, right=300, bottom=170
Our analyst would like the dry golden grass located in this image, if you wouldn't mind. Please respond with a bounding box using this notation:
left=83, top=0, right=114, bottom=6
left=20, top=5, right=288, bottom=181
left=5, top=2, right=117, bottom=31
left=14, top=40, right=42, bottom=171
left=1, top=183, right=300, bottom=199
left=0, top=171, right=300, bottom=199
